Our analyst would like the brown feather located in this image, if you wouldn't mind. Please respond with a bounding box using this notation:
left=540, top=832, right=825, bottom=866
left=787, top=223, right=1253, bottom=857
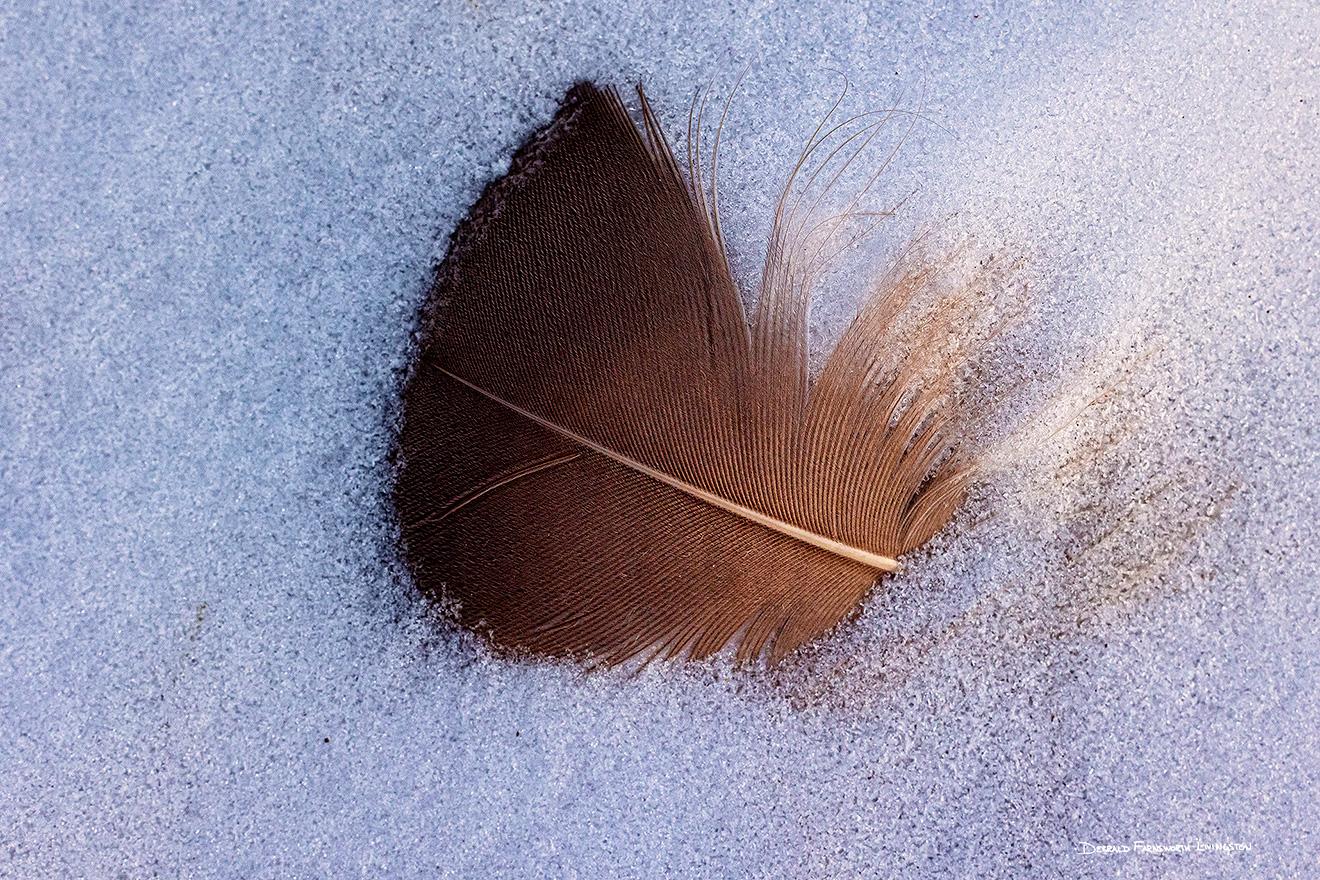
left=394, top=82, right=982, bottom=666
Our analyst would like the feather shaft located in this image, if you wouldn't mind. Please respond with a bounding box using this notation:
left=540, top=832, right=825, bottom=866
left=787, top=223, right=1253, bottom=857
left=438, top=366, right=902, bottom=572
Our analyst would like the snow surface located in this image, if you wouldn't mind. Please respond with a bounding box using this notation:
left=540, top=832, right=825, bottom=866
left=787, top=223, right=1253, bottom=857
left=3, top=0, right=1317, bottom=876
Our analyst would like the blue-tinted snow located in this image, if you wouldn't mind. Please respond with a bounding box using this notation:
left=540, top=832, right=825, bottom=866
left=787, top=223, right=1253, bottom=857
left=2, top=0, right=1316, bottom=876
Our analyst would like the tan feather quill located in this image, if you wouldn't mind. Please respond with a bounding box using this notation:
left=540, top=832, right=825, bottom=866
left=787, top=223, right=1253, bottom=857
left=395, top=82, right=982, bottom=665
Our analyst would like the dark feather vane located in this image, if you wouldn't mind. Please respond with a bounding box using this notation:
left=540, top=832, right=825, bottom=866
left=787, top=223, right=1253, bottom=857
left=394, top=82, right=980, bottom=665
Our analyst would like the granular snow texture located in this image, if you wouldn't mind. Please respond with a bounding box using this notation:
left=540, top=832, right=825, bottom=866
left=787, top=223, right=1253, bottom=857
left=2, top=0, right=1316, bottom=877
